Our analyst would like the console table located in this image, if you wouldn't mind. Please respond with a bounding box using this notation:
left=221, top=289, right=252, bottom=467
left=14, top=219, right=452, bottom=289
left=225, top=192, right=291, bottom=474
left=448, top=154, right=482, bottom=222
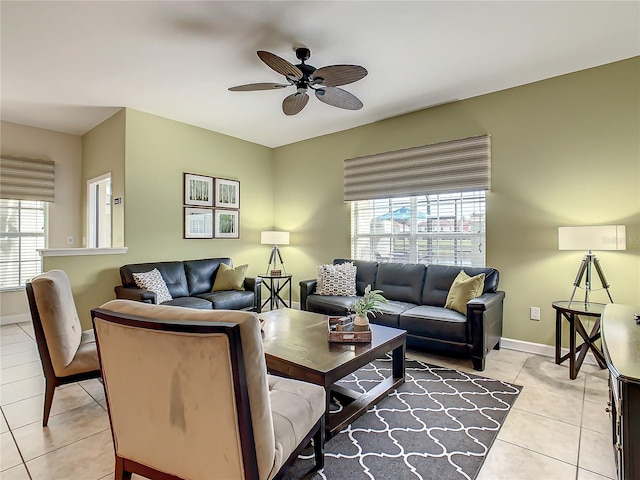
left=259, top=274, right=292, bottom=310
left=601, top=303, right=640, bottom=480
left=552, top=301, right=607, bottom=379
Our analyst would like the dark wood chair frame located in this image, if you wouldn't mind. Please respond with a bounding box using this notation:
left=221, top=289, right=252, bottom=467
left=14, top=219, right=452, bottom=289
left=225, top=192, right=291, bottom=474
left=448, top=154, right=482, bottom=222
left=91, top=308, right=325, bottom=480
left=25, top=281, right=102, bottom=427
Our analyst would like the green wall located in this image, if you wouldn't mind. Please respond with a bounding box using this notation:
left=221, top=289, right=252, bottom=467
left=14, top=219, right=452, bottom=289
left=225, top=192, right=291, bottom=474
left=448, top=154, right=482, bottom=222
left=45, top=109, right=274, bottom=328
left=273, top=57, right=640, bottom=347
left=81, top=109, right=126, bottom=247
left=45, top=58, right=639, bottom=347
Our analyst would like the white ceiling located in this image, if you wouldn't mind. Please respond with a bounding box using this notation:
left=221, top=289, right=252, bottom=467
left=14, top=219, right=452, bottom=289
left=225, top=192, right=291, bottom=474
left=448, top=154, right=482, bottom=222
left=1, top=1, right=639, bottom=148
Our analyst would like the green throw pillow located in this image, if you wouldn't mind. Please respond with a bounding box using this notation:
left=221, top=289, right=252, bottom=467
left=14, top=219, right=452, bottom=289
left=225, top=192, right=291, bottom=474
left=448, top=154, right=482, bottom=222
left=445, top=270, right=485, bottom=314
left=212, top=263, right=248, bottom=291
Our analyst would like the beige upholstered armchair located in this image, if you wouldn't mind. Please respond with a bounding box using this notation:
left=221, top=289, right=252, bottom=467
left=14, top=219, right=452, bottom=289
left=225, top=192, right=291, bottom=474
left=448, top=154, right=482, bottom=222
left=25, top=270, right=101, bottom=426
left=92, top=300, right=325, bottom=480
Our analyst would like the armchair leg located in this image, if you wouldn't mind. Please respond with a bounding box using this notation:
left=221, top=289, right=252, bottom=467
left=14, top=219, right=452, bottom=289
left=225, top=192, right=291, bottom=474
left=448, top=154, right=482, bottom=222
left=313, top=417, right=325, bottom=471
left=114, top=456, right=132, bottom=480
left=42, top=378, right=56, bottom=426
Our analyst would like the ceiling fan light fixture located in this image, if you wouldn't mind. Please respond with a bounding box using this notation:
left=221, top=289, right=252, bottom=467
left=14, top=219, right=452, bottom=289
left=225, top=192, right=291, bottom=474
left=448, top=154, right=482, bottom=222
left=229, top=48, right=367, bottom=115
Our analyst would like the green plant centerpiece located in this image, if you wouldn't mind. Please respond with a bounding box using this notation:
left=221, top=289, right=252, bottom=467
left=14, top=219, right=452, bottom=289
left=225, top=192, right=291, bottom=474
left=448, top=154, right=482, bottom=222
left=350, top=284, right=388, bottom=331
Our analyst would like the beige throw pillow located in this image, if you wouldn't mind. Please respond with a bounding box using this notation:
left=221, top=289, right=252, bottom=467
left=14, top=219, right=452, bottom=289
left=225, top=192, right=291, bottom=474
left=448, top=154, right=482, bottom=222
left=132, top=268, right=173, bottom=304
left=445, top=270, right=485, bottom=314
left=212, top=263, right=248, bottom=291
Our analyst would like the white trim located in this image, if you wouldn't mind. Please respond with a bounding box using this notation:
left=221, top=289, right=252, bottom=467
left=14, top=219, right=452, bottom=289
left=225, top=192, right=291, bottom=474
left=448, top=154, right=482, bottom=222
left=87, top=172, right=112, bottom=248
left=500, top=337, right=598, bottom=366
left=0, top=313, right=31, bottom=325
left=38, top=247, right=128, bottom=257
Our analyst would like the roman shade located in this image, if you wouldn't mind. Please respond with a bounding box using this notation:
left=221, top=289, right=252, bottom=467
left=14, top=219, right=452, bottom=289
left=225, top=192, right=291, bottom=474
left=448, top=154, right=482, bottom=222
left=343, top=134, right=491, bottom=201
left=0, top=156, right=55, bottom=202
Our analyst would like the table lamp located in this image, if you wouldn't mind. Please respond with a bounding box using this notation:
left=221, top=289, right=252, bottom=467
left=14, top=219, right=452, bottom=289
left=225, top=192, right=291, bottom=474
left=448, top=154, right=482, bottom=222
left=558, top=225, right=626, bottom=305
left=261, top=231, right=290, bottom=275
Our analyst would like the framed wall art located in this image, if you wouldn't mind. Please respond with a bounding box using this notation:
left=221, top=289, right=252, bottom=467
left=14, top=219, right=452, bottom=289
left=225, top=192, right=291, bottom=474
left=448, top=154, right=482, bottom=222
left=184, top=173, right=214, bottom=207
left=215, top=178, right=240, bottom=209
left=184, top=207, right=214, bottom=239
left=215, top=209, right=239, bottom=239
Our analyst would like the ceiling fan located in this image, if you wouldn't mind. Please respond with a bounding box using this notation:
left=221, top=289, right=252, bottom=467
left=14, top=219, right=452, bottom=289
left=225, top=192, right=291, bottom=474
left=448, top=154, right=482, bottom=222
left=229, top=47, right=367, bottom=116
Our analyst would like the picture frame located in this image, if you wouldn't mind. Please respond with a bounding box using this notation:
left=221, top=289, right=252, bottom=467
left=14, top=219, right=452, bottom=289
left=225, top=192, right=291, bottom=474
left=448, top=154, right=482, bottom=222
left=184, top=207, right=214, bottom=239
left=215, top=209, right=239, bottom=238
left=184, top=173, right=214, bottom=207
left=215, top=178, right=240, bottom=209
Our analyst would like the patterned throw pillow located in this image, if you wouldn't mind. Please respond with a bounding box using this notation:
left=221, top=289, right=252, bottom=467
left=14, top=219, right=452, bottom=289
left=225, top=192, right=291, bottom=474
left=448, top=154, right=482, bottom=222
left=316, top=262, right=357, bottom=296
left=132, top=268, right=173, bottom=304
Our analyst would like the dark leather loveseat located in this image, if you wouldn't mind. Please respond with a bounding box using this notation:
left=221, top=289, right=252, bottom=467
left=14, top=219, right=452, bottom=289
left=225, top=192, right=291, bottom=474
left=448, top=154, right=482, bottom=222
left=300, top=259, right=505, bottom=371
left=115, top=258, right=262, bottom=312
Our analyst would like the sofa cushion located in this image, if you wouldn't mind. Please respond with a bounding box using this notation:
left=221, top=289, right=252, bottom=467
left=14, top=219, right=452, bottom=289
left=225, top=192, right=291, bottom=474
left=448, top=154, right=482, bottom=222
left=306, top=294, right=356, bottom=316
left=184, top=258, right=231, bottom=295
left=445, top=271, right=485, bottom=314
left=374, top=262, right=426, bottom=304
left=400, top=305, right=467, bottom=343
left=316, top=262, right=356, bottom=296
left=371, top=299, right=417, bottom=329
left=422, top=265, right=498, bottom=307
left=334, top=259, right=378, bottom=296
left=197, top=290, right=255, bottom=310
left=162, top=296, right=213, bottom=309
left=132, top=269, right=173, bottom=304
left=213, top=263, right=248, bottom=291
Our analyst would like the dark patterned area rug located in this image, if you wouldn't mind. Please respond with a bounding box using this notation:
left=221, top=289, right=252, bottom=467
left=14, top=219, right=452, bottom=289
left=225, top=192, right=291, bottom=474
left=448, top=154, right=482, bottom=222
left=288, top=356, right=522, bottom=480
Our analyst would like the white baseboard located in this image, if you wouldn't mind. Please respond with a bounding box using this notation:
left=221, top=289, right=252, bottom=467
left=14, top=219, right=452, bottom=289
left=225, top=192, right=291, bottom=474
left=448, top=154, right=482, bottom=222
left=501, top=337, right=598, bottom=366
left=0, top=313, right=31, bottom=326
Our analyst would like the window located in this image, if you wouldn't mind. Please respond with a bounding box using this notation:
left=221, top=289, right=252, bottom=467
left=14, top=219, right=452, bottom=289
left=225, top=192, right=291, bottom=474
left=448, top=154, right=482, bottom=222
left=87, top=173, right=112, bottom=248
left=0, top=199, right=47, bottom=289
left=351, top=191, right=485, bottom=267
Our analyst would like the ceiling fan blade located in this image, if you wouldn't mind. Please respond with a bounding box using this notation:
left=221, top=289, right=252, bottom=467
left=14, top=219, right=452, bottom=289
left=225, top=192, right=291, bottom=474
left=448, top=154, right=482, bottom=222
left=257, top=51, right=303, bottom=81
left=315, top=87, right=363, bottom=110
left=312, top=65, right=368, bottom=87
left=282, top=92, right=309, bottom=115
left=228, top=83, right=290, bottom=92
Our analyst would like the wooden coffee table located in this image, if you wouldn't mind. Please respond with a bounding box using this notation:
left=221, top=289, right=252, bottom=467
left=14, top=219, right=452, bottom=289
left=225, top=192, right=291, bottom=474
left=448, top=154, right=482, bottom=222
left=260, top=308, right=406, bottom=438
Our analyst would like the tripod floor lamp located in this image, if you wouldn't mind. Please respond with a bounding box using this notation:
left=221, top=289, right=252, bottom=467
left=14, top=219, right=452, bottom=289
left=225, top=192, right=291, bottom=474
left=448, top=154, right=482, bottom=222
left=261, top=231, right=290, bottom=276
left=558, top=225, right=626, bottom=305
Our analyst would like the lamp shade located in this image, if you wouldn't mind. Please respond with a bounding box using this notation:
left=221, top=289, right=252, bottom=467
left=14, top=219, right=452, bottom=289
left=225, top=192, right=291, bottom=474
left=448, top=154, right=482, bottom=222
left=558, top=225, right=626, bottom=251
left=261, top=231, right=290, bottom=245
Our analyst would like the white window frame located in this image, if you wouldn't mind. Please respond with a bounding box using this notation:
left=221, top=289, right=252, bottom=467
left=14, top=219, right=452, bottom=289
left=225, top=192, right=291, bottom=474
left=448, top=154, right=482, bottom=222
left=86, top=173, right=112, bottom=248
left=351, top=191, right=486, bottom=267
left=0, top=199, right=47, bottom=290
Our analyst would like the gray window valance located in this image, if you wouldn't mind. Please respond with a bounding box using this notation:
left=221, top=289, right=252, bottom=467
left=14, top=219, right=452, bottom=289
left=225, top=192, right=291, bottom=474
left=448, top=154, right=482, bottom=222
left=343, top=134, right=491, bottom=201
left=0, top=156, right=55, bottom=202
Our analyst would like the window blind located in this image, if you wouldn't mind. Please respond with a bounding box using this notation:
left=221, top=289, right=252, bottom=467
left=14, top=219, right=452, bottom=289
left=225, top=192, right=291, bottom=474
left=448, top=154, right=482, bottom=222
left=343, top=134, right=491, bottom=202
left=0, top=157, right=55, bottom=202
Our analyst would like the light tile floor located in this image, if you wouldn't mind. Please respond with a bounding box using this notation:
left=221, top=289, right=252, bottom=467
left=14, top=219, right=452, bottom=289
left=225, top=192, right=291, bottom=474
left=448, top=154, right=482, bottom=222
left=1, top=321, right=617, bottom=480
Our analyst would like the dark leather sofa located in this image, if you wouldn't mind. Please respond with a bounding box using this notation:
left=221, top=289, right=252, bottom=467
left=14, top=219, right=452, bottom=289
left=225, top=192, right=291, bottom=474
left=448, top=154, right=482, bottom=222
left=115, top=258, right=262, bottom=312
left=300, top=259, right=505, bottom=371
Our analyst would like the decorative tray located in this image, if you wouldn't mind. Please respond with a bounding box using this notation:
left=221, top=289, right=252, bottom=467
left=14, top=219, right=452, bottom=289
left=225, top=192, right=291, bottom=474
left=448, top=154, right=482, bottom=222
left=327, top=315, right=372, bottom=343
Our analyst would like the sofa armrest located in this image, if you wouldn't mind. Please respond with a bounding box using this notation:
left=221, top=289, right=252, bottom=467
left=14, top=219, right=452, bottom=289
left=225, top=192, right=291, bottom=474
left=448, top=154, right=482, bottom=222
left=243, top=276, right=263, bottom=313
left=467, top=291, right=506, bottom=312
left=114, top=285, right=156, bottom=304
left=467, top=290, right=505, bottom=371
left=299, top=279, right=318, bottom=311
